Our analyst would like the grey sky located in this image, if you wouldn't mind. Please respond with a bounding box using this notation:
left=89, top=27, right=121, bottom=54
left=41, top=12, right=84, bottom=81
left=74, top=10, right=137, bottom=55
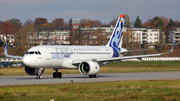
left=0, top=0, right=180, bottom=24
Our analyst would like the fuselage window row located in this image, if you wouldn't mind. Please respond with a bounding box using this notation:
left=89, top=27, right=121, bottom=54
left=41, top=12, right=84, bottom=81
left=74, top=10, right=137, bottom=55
left=51, top=52, right=111, bottom=54
left=26, top=51, right=41, bottom=55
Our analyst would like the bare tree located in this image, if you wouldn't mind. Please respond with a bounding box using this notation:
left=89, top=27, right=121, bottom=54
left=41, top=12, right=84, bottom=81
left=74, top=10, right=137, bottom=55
left=124, top=14, right=130, bottom=27
left=109, top=18, right=118, bottom=27
left=23, top=19, right=34, bottom=26
left=122, top=29, right=135, bottom=49
left=95, top=27, right=108, bottom=45
left=14, top=26, right=29, bottom=55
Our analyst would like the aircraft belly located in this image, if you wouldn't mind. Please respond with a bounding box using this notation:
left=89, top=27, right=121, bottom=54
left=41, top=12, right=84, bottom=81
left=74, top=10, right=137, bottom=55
left=51, top=59, right=64, bottom=67
left=41, top=59, right=75, bottom=69
left=38, top=58, right=63, bottom=68
left=61, top=59, right=77, bottom=69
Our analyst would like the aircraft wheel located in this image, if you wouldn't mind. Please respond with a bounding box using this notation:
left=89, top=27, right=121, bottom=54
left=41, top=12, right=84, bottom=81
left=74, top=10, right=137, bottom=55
left=53, top=72, right=57, bottom=78
left=36, top=75, right=39, bottom=79
left=36, top=75, right=42, bottom=79
left=89, top=75, right=93, bottom=78
left=57, top=72, right=62, bottom=78
left=94, top=74, right=98, bottom=78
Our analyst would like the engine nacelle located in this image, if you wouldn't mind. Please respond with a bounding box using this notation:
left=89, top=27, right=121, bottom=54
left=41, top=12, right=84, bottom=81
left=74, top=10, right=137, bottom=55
left=79, top=60, right=100, bottom=75
left=24, top=66, right=45, bottom=75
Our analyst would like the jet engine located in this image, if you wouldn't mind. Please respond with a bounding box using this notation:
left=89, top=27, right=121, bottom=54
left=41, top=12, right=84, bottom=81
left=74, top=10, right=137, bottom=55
left=24, top=66, right=45, bottom=75
left=79, top=60, right=100, bottom=75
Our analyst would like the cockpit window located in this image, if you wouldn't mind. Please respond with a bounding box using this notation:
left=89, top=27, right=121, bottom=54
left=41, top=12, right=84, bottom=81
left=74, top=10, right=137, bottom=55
left=26, top=51, right=41, bottom=55
left=29, top=52, right=34, bottom=54
left=38, top=51, right=41, bottom=55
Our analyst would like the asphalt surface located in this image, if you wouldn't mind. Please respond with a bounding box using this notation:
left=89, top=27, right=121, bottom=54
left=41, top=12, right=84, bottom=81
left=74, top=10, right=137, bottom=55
left=0, top=71, right=180, bottom=86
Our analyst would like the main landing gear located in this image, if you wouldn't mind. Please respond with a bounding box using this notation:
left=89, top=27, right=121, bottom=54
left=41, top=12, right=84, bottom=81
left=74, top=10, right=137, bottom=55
left=89, top=74, right=98, bottom=78
left=36, top=68, right=43, bottom=79
left=53, top=68, right=62, bottom=78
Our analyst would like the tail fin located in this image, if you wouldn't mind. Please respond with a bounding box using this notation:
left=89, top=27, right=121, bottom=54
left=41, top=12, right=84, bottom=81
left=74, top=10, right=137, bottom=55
left=106, top=15, right=125, bottom=48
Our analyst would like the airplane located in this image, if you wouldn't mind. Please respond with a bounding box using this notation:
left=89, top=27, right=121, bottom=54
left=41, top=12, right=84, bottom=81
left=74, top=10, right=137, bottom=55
left=4, top=15, right=177, bottom=79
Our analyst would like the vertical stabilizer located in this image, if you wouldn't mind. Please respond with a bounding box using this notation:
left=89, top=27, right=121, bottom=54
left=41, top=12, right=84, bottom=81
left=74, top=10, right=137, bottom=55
left=106, top=15, right=125, bottom=48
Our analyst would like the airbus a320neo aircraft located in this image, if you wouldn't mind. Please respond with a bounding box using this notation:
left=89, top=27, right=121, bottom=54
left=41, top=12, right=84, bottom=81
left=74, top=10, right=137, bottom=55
left=4, top=15, right=176, bottom=79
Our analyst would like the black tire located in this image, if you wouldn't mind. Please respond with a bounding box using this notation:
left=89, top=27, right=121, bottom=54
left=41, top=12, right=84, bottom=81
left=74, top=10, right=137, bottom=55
left=89, top=75, right=93, bottom=78
left=57, top=72, right=62, bottom=78
left=39, top=76, right=43, bottom=79
left=36, top=75, right=42, bottom=79
left=36, top=75, right=39, bottom=79
left=53, top=72, right=57, bottom=78
left=94, top=74, right=98, bottom=78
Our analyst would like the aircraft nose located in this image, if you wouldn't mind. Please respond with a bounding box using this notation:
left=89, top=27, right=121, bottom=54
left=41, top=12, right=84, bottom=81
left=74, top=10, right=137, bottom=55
left=23, top=56, right=31, bottom=66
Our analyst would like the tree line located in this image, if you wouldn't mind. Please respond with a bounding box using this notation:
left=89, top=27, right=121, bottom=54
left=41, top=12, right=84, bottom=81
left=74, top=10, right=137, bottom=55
left=0, top=14, right=180, bottom=55
left=134, top=15, right=180, bottom=42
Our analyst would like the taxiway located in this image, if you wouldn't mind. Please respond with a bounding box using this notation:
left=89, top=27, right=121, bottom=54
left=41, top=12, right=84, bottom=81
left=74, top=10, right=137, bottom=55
left=0, top=71, right=180, bottom=86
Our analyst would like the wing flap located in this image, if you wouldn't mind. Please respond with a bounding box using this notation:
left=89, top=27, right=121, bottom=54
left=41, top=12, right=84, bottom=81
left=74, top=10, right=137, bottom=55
left=120, top=49, right=153, bottom=54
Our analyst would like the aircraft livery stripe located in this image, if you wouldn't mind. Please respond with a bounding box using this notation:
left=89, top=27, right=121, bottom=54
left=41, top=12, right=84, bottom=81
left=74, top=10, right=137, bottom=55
left=51, top=52, right=111, bottom=54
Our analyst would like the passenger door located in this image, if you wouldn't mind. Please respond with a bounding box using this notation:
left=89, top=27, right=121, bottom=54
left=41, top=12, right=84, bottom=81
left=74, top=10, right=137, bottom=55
left=44, top=48, right=51, bottom=60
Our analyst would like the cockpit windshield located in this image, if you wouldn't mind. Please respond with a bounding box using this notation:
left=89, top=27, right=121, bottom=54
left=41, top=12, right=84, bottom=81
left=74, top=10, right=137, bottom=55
left=25, top=51, right=41, bottom=55
left=29, top=52, right=34, bottom=54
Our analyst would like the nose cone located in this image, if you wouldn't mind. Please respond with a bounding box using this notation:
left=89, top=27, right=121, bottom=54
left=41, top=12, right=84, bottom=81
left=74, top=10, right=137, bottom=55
left=23, top=56, right=32, bottom=67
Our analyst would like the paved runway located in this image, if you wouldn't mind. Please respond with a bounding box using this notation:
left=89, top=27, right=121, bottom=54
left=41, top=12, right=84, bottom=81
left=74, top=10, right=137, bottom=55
left=0, top=71, right=180, bottom=86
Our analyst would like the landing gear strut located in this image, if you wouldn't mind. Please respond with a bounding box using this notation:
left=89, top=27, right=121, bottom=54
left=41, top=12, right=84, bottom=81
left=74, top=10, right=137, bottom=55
left=89, top=74, right=98, bottom=78
left=36, top=68, right=43, bottom=79
left=53, top=68, right=62, bottom=78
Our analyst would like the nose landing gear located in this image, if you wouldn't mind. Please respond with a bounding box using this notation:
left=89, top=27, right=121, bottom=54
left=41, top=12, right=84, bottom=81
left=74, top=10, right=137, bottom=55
left=36, top=68, right=43, bottom=79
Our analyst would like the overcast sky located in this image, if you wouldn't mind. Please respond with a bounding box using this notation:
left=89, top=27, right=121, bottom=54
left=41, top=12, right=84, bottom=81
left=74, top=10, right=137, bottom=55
left=0, top=0, right=180, bottom=24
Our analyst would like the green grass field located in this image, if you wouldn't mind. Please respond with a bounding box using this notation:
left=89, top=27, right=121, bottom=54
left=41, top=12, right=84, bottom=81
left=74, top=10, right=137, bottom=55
left=0, top=61, right=180, bottom=76
left=1, top=80, right=180, bottom=101
left=1, top=61, right=180, bottom=101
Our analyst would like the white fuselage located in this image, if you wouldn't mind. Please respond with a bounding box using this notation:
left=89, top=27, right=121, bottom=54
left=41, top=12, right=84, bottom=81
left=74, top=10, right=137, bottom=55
left=23, top=45, right=127, bottom=69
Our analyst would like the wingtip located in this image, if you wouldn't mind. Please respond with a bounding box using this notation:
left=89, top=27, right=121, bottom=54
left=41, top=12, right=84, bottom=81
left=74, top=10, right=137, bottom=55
left=4, top=43, right=8, bottom=55
left=170, top=40, right=177, bottom=53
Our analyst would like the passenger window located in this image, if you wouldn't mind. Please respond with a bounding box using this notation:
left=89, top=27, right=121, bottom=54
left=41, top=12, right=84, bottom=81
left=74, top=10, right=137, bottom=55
left=38, top=51, right=41, bottom=55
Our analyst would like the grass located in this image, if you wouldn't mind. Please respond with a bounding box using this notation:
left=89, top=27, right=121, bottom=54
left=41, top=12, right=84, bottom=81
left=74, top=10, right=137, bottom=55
left=0, top=61, right=180, bottom=100
left=0, top=61, right=180, bottom=76
left=1, top=80, right=180, bottom=101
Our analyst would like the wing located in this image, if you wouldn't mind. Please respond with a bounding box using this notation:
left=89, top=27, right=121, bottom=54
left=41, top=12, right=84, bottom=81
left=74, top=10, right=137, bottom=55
left=73, top=40, right=177, bottom=64
left=119, top=49, right=153, bottom=55
left=4, top=43, right=23, bottom=59
left=120, top=49, right=153, bottom=54
left=97, top=40, right=176, bottom=62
